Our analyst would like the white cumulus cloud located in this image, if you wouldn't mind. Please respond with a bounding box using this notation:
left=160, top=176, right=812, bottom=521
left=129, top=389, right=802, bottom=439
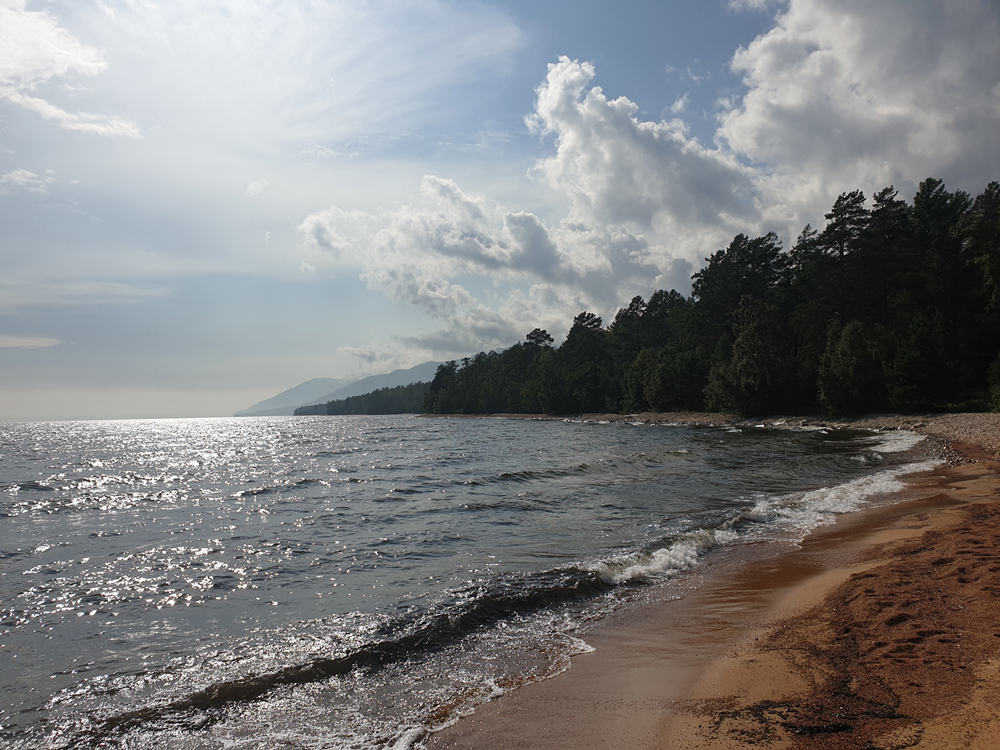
left=527, top=57, right=759, bottom=260
left=298, top=171, right=672, bottom=359
left=719, top=0, right=1000, bottom=232
left=727, top=0, right=784, bottom=11
left=306, top=1, right=1000, bottom=368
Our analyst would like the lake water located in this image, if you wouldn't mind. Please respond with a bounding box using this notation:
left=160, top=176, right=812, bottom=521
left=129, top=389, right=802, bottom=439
left=0, top=415, right=936, bottom=749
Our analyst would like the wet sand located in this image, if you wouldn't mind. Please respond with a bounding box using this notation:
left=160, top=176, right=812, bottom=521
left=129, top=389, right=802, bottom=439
left=427, top=413, right=1000, bottom=750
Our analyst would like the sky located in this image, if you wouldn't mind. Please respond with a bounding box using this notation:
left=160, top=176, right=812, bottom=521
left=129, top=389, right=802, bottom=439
left=2, top=0, right=999, bottom=421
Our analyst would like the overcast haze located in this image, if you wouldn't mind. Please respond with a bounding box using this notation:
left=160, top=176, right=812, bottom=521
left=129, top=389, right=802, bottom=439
left=2, top=0, right=999, bottom=421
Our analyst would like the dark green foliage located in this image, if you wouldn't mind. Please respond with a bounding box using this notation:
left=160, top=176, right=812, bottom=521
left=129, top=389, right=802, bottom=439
left=818, top=190, right=869, bottom=320
left=624, top=345, right=705, bottom=413
left=294, top=403, right=328, bottom=415
left=526, top=328, right=555, bottom=348
left=691, top=232, right=787, bottom=348
left=422, top=332, right=574, bottom=415
left=989, top=353, right=1000, bottom=412
left=561, top=312, right=613, bottom=412
left=703, top=296, right=787, bottom=415
left=817, top=321, right=888, bottom=415
left=963, top=182, right=1000, bottom=311
left=420, top=178, right=1000, bottom=417
left=424, top=362, right=458, bottom=414
left=692, top=232, right=787, bottom=306
left=522, top=347, right=570, bottom=414
left=294, top=382, right=431, bottom=415
left=885, top=312, right=950, bottom=411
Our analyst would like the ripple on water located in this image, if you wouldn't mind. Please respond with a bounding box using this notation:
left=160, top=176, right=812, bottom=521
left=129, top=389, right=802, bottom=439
left=0, top=416, right=936, bottom=748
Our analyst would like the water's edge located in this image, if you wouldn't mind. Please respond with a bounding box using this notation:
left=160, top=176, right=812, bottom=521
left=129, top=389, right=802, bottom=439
left=0, top=417, right=938, bottom=749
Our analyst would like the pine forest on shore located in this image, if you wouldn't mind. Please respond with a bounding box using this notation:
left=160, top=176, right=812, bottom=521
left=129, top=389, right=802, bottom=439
left=422, top=178, right=1000, bottom=418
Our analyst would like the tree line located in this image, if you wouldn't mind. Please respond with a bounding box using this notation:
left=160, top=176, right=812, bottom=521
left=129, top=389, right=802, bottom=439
left=295, top=381, right=430, bottom=415
left=424, top=178, right=1000, bottom=417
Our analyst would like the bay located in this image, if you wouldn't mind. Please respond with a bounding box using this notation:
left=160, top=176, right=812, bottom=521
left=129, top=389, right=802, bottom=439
left=0, top=415, right=934, bottom=748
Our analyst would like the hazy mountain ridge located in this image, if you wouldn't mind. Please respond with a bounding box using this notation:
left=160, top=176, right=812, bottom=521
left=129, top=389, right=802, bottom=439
left=234, top=378, right=351, bottom=417
left=234, top=363, right=443, bottom=417
left=304, top=362, right=443, bottom=405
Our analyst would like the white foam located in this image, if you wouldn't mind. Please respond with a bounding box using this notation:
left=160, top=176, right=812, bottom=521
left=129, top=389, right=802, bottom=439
left=482, top=677, right=505, bottom=700
left=867, top=429, right=924, bottom=453
left=390, top=725, right=429, bottom=750
left=586, top=528, right=726, bottom=584
left=742, top=459, right=938, bottom=540
left=543, top=633, right=598, bottom=682
left=564, top=634, right=596, bottom=656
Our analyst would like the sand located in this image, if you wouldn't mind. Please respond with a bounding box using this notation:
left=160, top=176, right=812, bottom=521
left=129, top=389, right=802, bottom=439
left=426, top=413, right=1000, bottom=750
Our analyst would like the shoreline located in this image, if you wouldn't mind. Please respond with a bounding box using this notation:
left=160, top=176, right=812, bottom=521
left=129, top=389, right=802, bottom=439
left=422, top=411, right=1000, bottom=463
left=427, top=413, right=1000, bottom=749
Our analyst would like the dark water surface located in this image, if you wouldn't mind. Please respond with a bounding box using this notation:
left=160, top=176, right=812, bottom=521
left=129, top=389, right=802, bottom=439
left=0, top=416, right=935, bottom=748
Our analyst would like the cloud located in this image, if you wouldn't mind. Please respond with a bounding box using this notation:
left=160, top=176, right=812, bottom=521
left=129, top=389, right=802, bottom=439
left=0, top=0, right=105, bottom=84
left=0, top=279, right=168, bottom=311
left=246, top=178, right=269, bottom=197
left=298, top=205, right=382, bottom=261
left=527, top=57, right=758, bottom=252
left=298, top=170, right=679, bottom=365
left=338, top=281, right=587, bottom=370
left=0, top=335, right=61, bottom=348
left=299, top=173, right=666, bottom=303
left=2, top=0, right=521, bottom=146
left=399, top=307, right=520, bottom=354
left=718, top=0, right=1000, bottom=231
left=3, top=91, right=140, bottom=137
left=0, top=168, right=54, bottom=193
left=77, top=0, right=521, bottom=150
left=0, top=0, right=139, bottom=136
left=727, top=0, right=785, bottom=11
left=302, top=2, right=1000, bottom=368
left=298, top=59, right=760, bottom=364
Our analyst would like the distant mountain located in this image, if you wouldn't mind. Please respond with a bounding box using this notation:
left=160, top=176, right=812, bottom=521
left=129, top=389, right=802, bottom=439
left=303, top=362, right=444, bottom=406
left=234, top=362, right=445, bottom=417
left=234, top=377, right=352, bottom=417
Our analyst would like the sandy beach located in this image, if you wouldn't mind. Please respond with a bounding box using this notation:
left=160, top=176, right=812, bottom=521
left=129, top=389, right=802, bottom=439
left=427, top=413, right=1000, bottom=750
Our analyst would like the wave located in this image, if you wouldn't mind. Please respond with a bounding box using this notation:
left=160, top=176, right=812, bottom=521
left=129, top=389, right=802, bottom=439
left=739, top=459, right=938, bottom=539
left=5, top=421, right=942, bottom=749
left=40, top=515, right=752, bottom=747
left=0, top=489, right=184, bottom=518
left=585, top=528, right=736, bottom=584
left=41, top=455, right=943, bottom=746
left=1, top=479, right=54, bottom=493
left=48, top=563, right=618, bottom=745
left=579, top=456, right=938, bottom=585
left=866, top=429, right=925, bottom=454
left=477, top=465, right=591, bottom=485
left=0, top=471, right=190, bottom=517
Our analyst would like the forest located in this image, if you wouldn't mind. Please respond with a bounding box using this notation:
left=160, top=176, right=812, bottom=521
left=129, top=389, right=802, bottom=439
left=295, top=381, right=430, bottom=415
left=423, top=178, right=1000, bottom=417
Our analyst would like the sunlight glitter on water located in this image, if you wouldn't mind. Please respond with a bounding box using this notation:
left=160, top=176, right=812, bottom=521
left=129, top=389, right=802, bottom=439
left=0, top=416, right=936, bottom=748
